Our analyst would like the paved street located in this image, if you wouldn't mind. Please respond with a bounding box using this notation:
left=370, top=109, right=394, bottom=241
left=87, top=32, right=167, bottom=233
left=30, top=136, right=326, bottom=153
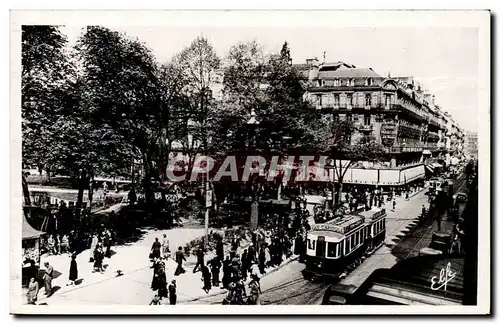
left=189, top=187, right=430, bottom=305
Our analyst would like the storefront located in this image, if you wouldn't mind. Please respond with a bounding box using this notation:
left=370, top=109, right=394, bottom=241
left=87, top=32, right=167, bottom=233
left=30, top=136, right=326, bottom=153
left=22, top=215, right=45, bottom=286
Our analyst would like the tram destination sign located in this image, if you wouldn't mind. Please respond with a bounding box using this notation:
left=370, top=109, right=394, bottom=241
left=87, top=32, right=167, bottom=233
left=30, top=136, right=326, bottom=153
left=311, top=218, right=364, bottom=234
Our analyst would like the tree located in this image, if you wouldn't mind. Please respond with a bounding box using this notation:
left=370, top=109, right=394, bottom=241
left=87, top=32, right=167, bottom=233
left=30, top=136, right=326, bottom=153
left=172, top=37, right=221, bottom=177
left=76, top=26, right=162, bottom=206
left=326, top=120, right=387, bottom=207
left=212, top=41, right=328, bottom=229
left=22, top=25, right=75, bottom=178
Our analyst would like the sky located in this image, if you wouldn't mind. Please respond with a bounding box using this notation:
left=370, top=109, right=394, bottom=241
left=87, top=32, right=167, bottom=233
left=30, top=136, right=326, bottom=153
left=63, top=25, right=479, bottom=132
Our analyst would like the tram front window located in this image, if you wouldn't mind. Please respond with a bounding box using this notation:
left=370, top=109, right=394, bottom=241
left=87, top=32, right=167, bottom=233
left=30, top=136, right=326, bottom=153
left=316, top=236, right=326, bottom=257
left=327, top=242, right=338, bottom=258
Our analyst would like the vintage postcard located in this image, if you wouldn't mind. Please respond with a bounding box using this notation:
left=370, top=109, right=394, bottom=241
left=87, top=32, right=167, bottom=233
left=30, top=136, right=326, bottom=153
left=10, top=10, right=490, bottom=315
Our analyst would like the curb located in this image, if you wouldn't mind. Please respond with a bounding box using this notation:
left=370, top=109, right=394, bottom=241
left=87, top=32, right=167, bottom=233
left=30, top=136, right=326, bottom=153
left=179, top=255, right=300, bottom=303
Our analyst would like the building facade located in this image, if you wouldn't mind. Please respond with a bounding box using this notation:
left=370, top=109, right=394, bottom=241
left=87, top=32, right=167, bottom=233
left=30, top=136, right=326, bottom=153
left=465, top=131, right=478, bottom=158
left=295, top=58, right=462, bottom=169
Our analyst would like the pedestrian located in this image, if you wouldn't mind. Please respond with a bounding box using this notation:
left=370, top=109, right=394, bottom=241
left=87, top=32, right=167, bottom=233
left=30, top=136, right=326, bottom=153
left=454, top=218, right=465, bottom=254
left=248, top=274, right=262, bottom=305
left=168, top=280, right=177, bottom=305
left=248, top=244, right=256, bottom=264
left=55, top=234, right=61, bottom=254
left=60, top=234, right=69, bottom=254
left=435, top=212, right=442, bottom=232
left=43, top=262, right=54, bottom=296
left=258, top=247, right=266, bottom=275
left=222, top=256, right=231, bottom=289
left=149, top=295, right=162, bottom=305
left=128, top=187, right=137, bottom=206
left=202, top=265, right=212, bottom=293
left=193, top=245, right=205, bottom=273
left=157, top=261, right=168, bottom=299
left=392, top=198, right=396, bottom=211
left=93, top=243, right=105, bottom=273
left=231, top=238, right=238, bottom=252
left=264, top=245, right=271, bottom=268
left=421, top=205, right=427, bottom=218
left=240, top=249, right=249, bottom=281
left=150, top=238, right=161, bottom=260
left=216, top=238, right=224, bottom=262
left=26, top=277, right=39, bottom=305
left=208, top=256, right=221, bottom=287
left=90, top=233, right=98, bottom=261
left=48, top=235, right=56, bottom=255
left=161, top=234, right=170, bottom=259
left=104, top=231, right=111, bottom=258
left=174, top=246, right=186, bottom=276
left=150, top=257, right=162, bottom=290
left=68, top=254, right=78, bottom=286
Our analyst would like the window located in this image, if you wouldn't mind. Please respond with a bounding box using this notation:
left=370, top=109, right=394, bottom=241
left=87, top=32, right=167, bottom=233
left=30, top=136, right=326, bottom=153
left=347, top=114, right=352, bottom=122
left=334, top=94, right=340, bottom=106
left=364, top=114, right=371, bottom=125
left=347, top=94, right=353, bottom=106
left=317, top=95, right=323, bottom=106
left=327, top=242, right=337, bottom=257
left=348, top=78, right=354, bottom=87
left=366, top=78, right=373, bottom=86
left=365, top=94, right=372, bottom=106
left=385, top=94, right=392, bottom=107
left=334, top=79, right=340, bottom=87
left=345, top=238, right=351, bottom=253
left=317, top=79, right=324, bottom=87
left=308, top=239, right=316, bottom=250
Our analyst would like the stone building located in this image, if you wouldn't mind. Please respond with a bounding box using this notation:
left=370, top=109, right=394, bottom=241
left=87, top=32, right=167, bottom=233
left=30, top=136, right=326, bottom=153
left=295, top=58, right=451, bottom=168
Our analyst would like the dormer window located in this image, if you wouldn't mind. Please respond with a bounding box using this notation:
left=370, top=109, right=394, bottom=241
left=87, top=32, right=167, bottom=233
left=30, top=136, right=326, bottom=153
left=317, top=79, right=324, bottom=87
left=365, top=78, right=373, bottom=86
left=348, top=78, right=354, bottom=87
left=333, top=79, right=340, bottom=87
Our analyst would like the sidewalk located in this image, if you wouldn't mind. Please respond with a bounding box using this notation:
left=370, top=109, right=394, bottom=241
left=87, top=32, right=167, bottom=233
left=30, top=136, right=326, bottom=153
left=23, top=225, right=297, bottom=306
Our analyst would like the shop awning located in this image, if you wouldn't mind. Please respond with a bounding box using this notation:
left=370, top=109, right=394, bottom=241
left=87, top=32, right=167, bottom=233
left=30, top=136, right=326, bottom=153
left=425, top=165, right=435, bottom=173
left=22, top=215, right=45, bottom=240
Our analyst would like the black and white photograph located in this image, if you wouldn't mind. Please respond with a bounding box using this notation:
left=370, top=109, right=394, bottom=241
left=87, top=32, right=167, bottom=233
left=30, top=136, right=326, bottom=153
left=10, top=9, right=490, bottom=315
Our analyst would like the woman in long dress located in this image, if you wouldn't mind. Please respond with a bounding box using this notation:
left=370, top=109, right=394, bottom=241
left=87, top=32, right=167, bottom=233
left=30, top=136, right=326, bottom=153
left=68, top=254, right=78, bottom=285
left=93, top=244, right=104, bottom=273
left=26, top=277, right=39, bottom=304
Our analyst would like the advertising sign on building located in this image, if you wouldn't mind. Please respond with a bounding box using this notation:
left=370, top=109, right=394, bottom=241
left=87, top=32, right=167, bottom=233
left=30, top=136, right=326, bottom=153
left=380, top=122, right=398, bottom=147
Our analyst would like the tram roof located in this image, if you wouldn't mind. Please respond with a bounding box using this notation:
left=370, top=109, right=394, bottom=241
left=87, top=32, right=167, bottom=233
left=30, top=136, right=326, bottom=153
left=311, top=215, right=365, bottom=235
left=308, top=230, right=344, bottom=241
left=359, top=208, right=387, bottom=221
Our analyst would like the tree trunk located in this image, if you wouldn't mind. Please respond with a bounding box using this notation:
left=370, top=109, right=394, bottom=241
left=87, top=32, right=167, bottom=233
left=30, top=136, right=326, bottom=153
left=143, top=153, right=155, bottom=208
left=22, top=172, right=31, bottom=206
left=75, top=170, right=87, bottom=218
left=250, top=183, right=259, bottom=230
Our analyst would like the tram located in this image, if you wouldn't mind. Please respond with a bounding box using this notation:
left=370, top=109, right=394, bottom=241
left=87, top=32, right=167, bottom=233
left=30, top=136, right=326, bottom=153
left=302, top=208, right=387, bottom=281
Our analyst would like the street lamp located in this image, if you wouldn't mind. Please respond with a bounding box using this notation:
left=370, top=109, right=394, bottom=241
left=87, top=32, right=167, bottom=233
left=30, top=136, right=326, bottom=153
left=247, top=108, right=260, bottom=230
